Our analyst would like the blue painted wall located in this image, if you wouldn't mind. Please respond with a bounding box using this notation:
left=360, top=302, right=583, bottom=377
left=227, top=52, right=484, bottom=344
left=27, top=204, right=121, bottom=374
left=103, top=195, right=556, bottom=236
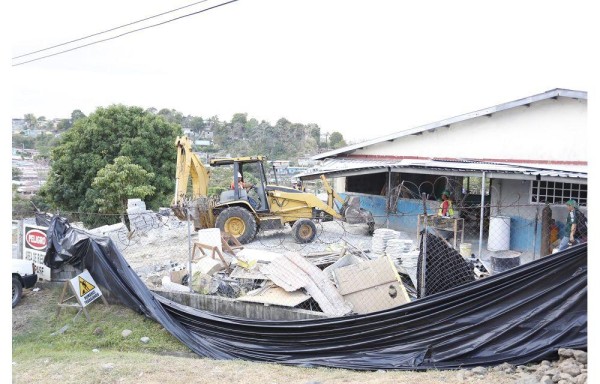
left=344, top=192, right=541, bottom=254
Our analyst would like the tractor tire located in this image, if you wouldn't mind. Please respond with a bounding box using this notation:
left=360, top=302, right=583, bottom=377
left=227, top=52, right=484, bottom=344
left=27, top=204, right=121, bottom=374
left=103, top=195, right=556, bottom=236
left=12, top=277, right=23, bottom=308
left=215, top=206, right=257, bottom=244
left=291, top=219, right=317, bottom=244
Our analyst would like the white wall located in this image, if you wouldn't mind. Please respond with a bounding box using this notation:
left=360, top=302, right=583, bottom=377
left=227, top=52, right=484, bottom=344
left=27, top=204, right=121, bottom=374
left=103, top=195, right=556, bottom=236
left=354, top=97, right=586, bottom=163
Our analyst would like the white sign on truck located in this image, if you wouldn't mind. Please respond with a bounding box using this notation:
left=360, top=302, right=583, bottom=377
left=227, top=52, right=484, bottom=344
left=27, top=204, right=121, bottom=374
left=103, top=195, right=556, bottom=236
left=23, top=223, right=51, bottom=281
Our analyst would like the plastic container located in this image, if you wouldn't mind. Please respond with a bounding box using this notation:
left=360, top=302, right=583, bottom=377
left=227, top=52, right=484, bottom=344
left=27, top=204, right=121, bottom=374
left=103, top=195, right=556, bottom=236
left=488, top=216, right=511, bottom=251
left=197, top=228, right=222, bottom=252
left=491, top=251, right=521, bottom=274
left=459, top=243, right=472, bottom=258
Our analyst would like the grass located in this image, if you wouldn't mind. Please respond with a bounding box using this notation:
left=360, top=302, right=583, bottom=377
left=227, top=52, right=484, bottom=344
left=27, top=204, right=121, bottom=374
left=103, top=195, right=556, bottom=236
left=11, top=284, right=521, bottom=384
left=12, top=284, right=191, bottom=359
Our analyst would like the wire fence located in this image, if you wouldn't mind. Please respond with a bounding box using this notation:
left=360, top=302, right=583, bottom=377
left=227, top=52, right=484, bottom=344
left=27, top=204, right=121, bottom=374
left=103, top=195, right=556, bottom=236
left=12, top=192, right=587, bottom=317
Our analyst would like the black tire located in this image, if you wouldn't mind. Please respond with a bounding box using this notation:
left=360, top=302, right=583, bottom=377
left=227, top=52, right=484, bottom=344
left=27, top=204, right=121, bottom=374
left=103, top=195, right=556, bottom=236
left=12, top=277, right=23, bottom=308
left=215, top=206, right=258, bottom=244
left=292, top=219, right=317, bottom=244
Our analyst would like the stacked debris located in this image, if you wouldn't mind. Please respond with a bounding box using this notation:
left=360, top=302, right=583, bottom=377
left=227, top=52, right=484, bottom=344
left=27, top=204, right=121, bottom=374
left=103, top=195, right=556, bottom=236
left=157, top=228, right=415, bottom=316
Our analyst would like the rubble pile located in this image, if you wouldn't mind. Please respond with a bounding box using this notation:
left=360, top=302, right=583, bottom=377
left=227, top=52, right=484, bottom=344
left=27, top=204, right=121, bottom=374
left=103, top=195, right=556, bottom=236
left=456, top=348, right=587, bottom=384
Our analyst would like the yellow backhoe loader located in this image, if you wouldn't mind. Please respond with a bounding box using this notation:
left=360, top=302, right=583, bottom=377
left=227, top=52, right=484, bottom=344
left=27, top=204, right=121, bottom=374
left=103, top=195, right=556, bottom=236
left=171, top=136, right=374, bottom=244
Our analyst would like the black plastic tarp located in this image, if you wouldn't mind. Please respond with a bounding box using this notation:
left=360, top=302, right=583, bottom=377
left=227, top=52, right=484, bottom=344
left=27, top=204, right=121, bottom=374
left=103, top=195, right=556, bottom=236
left=44, top=216, right=587, bottom=370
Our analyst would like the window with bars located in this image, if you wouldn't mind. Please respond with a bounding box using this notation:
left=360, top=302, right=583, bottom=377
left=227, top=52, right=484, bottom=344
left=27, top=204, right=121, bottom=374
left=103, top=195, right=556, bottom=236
left=530, top=180, right=587, bottom=206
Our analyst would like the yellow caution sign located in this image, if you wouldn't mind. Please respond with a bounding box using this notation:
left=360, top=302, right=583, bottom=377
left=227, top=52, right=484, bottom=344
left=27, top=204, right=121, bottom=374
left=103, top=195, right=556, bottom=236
left=69, top=270, right=103, bottom=307
left=78, top=276, right=96, bottom=297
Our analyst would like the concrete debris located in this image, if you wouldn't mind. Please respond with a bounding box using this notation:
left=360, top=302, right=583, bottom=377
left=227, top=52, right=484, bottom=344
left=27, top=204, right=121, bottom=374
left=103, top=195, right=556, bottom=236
left=122, top=329, right=132, bottom=338
left=192, top=257, right=225, bottom=276
left=140, top=337, right=150, bottom=344
left=237, top=283, right=311, bottom=307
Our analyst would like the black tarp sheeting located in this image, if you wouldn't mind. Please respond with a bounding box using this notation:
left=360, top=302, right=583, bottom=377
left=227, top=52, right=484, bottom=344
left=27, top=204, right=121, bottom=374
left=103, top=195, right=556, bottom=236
left=44, top=215, right=587, bottom=370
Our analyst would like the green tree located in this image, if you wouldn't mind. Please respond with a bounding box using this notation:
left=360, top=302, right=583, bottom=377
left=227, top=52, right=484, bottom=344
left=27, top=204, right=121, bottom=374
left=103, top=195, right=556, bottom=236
left=56, top=119, right=72, bottom=132
left=12, top=134, right=35, bottom=150
left=41, top=104, right=181, bottom=219
left=23, top=113, right=38, bottom=129
left=188, top=116, right=205, bottom=134
left=310, top=125, right=321, bottom=146
left=92, top=156, right=156, bottom=220
left=71, top=109, right=86, bottom=122
left=158, top=108, right=184, bottom=126
left=329, top=131, right=346, bottom=149
left=12, top=167, right=23, bottom=180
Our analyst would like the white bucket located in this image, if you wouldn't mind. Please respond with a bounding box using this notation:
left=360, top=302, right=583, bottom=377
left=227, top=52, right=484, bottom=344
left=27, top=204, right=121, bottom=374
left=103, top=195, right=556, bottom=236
left=488, top=216, right=511, bottom=251
left=459, top=243, right=472, bottom=258
left=197, top=228, right=222, bottom=252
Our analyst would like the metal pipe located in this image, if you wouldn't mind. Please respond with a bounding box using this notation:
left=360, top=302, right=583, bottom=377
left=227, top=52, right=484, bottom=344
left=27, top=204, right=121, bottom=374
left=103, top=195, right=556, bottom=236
left=387, top=167, right=391, bottom=228
left=187, top=210, right=193, bottom=292
left=532, top=180, right=541, bottom=259
left=478, top=171, right=486, bottom=258
left=420, top=192, right=428, bottom=298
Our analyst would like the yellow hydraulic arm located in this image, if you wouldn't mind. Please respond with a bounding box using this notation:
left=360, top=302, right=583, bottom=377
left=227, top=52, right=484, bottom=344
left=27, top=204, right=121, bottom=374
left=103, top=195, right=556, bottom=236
left=173, top=136, right=210, bottom=205
left=321, top=175, right=346, bottom=211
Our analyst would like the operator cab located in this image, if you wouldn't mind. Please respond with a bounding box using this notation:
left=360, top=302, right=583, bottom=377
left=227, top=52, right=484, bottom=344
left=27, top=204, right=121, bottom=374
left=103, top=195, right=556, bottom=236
left=210, top=156, right=270, bottom=213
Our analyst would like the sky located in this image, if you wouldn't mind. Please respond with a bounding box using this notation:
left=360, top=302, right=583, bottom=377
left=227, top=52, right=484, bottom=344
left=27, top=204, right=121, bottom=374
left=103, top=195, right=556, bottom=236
left=4, top=0, right=598, bottom=143
left=2, top=0, right=598, bottom=370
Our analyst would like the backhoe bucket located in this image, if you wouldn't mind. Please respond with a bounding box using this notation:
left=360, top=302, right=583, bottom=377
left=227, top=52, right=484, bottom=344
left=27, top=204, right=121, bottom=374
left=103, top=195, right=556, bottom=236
left=341, top=196, right=375, bottom=234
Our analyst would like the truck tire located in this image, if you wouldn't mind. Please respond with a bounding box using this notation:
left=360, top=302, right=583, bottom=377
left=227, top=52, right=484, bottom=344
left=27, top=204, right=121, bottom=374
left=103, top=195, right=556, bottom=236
left=12, top=277, right=23, bottom=308
left=215, top=206, right=258, bottom=244
left=292, top=219, right=317, bottom=244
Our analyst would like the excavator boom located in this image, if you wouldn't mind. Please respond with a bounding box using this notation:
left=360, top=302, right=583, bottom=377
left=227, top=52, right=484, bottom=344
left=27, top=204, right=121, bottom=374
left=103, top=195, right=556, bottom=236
left=171, top=136, right=213, bottom=228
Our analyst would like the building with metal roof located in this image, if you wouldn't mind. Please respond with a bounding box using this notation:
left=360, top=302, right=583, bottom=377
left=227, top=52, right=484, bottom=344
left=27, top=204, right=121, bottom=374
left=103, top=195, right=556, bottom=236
left=299, top=88, right=588, bottom=264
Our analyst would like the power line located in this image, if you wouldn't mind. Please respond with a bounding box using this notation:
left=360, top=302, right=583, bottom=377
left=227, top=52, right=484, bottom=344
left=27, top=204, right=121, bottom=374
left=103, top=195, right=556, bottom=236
left=12, top=0, right=211, bottom=60
left=12, top=0, right=238, bottom=67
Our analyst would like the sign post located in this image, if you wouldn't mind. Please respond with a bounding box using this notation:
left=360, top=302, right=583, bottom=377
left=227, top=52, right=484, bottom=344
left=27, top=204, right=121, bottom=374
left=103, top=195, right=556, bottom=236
left=23, top=223, right=51, bottom=280
left=56, top=270, right=108, bottom=321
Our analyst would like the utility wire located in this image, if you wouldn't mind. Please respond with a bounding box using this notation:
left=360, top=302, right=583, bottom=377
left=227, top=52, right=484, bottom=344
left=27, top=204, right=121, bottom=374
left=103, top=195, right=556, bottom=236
left=12, top=0, right=211, bottom=60
left=12, top=0, right=238, bottom=67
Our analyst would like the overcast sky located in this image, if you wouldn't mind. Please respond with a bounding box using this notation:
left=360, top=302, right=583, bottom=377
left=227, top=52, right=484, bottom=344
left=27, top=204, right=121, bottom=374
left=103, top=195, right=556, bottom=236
left=6, top=0, right=597, bottom=143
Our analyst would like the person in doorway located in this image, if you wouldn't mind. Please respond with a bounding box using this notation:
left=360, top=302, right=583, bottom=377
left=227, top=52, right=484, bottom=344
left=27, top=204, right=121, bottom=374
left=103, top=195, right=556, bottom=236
left=438, top=190, right=454, bottom=217
left=557, top=199, right=587, bottom=251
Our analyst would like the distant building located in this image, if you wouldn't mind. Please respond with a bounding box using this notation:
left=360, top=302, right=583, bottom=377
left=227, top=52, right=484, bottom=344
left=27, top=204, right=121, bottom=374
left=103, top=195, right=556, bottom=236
left=12, top=119, right=27, bottom=133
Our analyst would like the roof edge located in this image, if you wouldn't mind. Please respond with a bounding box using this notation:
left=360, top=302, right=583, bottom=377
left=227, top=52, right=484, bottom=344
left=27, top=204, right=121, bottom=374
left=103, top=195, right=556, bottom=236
left=313, top=88, right=587, bottom=160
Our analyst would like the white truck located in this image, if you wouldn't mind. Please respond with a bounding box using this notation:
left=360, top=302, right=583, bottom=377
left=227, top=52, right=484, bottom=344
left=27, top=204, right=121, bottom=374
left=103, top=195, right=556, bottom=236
left=12, top=259, right=38, bottom=307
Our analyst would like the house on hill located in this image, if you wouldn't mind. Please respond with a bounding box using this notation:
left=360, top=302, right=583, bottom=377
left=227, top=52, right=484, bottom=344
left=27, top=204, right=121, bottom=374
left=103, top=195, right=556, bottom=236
left=298, top=88, right=587, bottom=261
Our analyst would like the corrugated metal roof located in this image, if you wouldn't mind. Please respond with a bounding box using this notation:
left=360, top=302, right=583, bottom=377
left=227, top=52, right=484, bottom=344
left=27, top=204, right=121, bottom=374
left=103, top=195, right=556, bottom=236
left=313, top=88, right=587, bottom=160
left=297, top=158, right=587, bottom=182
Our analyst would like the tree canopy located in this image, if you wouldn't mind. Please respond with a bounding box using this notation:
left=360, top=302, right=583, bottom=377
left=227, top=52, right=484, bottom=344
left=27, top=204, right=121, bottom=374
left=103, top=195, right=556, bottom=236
left=41, top=104, right=181, bottom=216
left=92, top=156, right=156, bottom=215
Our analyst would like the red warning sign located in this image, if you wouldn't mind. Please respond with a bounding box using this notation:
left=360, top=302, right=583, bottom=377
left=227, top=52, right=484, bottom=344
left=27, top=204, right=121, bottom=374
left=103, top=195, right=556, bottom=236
left=25, top=228, right=48, bottom=250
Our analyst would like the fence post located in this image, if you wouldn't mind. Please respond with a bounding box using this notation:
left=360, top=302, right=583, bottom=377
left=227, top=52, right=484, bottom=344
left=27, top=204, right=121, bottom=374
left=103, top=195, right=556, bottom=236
left=540, top=203, right=552, bottom=257
left=478, top=171, right=486, bottom=258
left=420, top=192, right=428, bottom=298
left=18, top=219, right=24, bottom=259
left=187, top=209, right=193, bottom=293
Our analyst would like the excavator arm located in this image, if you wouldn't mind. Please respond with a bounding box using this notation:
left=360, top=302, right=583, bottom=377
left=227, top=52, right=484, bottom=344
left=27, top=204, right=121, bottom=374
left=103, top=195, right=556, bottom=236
left=320, top=175, right=375, bottom=234
left=173, top=136, right=209, bottom=203
left=171, top=136, right=213, bottom=229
